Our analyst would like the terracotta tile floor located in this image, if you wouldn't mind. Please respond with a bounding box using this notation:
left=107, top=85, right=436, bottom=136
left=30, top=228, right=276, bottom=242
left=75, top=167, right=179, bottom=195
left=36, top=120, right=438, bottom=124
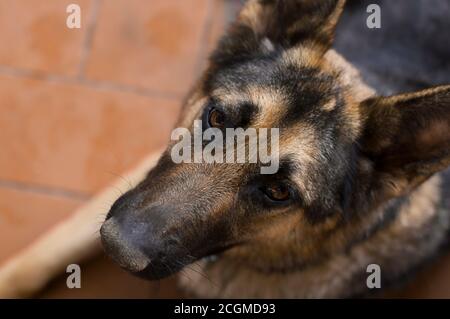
left=0, top=0, right=94, bottom=76
left=0, top=0, right=236, bottom=298
left=85, top=0, right=210, bottom=95
left=0, top=0, right=449, bottom=298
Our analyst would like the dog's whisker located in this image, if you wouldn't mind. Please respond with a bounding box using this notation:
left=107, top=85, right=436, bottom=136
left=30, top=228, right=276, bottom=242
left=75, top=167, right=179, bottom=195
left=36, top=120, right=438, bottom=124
left=105, top=171, right=135, bottom=190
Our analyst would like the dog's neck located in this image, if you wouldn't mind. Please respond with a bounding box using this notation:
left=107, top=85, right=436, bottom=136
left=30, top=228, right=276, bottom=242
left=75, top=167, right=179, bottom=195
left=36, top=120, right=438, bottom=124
left=178, top=51, right=449, bottom=298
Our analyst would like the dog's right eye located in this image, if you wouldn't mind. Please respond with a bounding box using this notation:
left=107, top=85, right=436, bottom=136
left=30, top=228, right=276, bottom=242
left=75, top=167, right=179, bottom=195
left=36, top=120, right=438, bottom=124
left=208, top=108, right=225, bottom=129
left=261, top=184, right=291, bottom=202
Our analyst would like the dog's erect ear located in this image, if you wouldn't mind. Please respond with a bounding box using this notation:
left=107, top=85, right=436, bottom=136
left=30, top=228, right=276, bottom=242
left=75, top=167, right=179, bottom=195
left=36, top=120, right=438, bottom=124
left=358, top=85, right=450, bottom=204
left=263, top=0, right=346, bottom=50
left=212, top=0, right=346, bottom=65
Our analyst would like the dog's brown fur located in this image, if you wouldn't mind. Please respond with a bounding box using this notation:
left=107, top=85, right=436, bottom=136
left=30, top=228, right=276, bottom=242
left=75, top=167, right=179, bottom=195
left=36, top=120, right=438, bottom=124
left=100, top=0, right=450, bottom=298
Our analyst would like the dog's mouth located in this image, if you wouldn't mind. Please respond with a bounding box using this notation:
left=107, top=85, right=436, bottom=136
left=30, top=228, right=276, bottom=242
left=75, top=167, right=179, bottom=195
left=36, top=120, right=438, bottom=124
left=129, top=244, right=236, bottom=280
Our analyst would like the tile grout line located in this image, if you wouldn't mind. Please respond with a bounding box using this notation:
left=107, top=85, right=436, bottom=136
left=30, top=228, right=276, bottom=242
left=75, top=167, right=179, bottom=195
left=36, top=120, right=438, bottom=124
left=77, top=0, right=102, bottom=80
left=0, top=179, right=91, bottom=201
left=0, top=65, right=183, bottom=101
left=0, top=0, right=210, bottom=103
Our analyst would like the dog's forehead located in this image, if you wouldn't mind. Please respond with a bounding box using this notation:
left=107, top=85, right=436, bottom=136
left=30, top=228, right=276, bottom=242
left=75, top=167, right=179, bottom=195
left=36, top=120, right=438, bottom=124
left=179, top=49, right=370, bottom=131
left=208, top=50, right=341, bottom=128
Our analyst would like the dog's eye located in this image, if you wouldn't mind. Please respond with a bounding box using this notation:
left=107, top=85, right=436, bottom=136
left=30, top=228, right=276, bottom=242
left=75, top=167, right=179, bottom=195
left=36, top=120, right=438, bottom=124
left=208, top=108, right=225, bottom=129
left=262, top=184, right=290, bottom=202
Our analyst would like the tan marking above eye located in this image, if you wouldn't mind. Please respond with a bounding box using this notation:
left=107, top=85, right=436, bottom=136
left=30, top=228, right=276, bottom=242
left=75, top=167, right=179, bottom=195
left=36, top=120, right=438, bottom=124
left=246, top=85, right=286, bottom=127
left=322, top=97, right=336, bottom=111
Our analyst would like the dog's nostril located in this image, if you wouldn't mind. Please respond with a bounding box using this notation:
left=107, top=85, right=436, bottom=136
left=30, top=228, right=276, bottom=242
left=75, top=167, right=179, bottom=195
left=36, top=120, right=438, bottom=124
left=167, top=238, right=178, bottom=246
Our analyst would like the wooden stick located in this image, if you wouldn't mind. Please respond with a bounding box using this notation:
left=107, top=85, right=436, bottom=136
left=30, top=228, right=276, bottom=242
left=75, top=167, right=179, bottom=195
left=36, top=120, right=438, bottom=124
left=0, top=149, right=163, bottom=298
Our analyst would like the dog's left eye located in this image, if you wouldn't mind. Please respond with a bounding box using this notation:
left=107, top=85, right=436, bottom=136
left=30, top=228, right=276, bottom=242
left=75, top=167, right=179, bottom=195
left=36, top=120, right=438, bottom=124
left=208, top=108, right=225, bottom=129
left=261, top=184, right=291, bottom=202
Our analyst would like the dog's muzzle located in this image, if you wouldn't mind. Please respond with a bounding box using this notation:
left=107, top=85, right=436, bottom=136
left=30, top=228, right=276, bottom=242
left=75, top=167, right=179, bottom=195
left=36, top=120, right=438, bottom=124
left=100, top=197, right=197, bottom=280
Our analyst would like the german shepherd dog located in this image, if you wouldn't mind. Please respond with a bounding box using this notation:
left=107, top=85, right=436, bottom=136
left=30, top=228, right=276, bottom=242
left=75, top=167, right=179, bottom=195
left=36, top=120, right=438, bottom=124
left=100, top=0, right=450, bottom=298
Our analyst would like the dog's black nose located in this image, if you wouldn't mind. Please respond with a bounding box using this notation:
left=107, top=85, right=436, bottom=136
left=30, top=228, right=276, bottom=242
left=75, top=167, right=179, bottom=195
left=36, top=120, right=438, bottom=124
left=100, top=196, right=186, bottom=279
left=100, top=217, right=151, bottom=273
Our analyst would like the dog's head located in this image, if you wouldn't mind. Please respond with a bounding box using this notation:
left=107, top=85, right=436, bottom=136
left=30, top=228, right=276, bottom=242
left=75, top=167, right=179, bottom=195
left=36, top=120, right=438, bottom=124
left=101, top=0, right=450, bottom=279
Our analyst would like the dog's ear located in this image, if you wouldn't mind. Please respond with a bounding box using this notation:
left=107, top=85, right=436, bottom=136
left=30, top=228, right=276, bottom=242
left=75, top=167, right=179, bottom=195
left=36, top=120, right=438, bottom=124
left=212, top=0, right=346, bottom=65
left=356, top=85, right=450, bottom=206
